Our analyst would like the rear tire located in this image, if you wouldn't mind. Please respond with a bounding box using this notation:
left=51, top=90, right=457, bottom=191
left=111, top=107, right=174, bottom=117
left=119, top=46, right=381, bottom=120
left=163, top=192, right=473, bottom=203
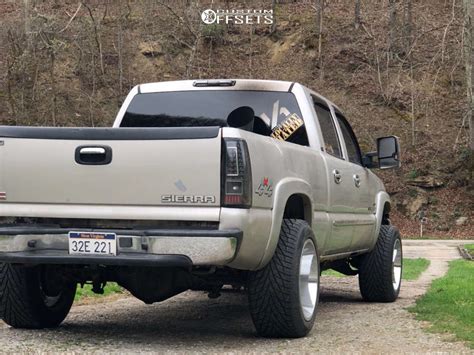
left=358, top=225, right=402, bottom=302
left=0, top=263, right=76, bottom=328
left=248, top=219, right=320, bottom=338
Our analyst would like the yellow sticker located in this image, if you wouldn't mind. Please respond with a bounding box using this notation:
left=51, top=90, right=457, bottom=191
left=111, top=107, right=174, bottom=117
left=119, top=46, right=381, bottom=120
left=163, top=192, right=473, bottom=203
left=270, top=113, right=304, bottom=141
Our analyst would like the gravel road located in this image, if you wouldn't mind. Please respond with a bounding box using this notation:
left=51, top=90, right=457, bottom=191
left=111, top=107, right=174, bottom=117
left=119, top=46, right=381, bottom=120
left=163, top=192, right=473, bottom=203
left=0, top=240, right=472, bottom=353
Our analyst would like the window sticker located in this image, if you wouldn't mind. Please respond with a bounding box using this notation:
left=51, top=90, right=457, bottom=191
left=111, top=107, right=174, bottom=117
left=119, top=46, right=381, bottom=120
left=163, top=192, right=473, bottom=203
left=270, top=113, right=304, bottom=141
left=259, top=100, right=293, bottom=128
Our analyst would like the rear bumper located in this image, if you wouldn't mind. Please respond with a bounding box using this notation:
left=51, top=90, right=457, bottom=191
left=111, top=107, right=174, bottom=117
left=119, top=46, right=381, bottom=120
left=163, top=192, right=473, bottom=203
left=0, top=251, right=194, bottom=268
left=0, top=227, right=241, bottom=267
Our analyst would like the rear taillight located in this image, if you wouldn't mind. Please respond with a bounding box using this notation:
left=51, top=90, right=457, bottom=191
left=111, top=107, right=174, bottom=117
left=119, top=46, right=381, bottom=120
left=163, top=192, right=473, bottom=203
left=221, top=138, right=252, bottom=208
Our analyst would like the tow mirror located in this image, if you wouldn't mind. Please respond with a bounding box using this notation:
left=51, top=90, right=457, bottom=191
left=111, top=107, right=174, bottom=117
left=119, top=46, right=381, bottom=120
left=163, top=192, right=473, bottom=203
left=377, top=136, right=401, bottom=169
left=362, top=136, right=401, bottom=169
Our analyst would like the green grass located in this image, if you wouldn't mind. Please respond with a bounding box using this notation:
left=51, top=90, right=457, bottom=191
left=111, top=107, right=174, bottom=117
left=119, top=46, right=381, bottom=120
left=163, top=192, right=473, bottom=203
left=402, top=258, right=430, bottom=280
left=465, top=244, right=474, bottom=258
left=321, top=269, right=346, bottom=277
left=409, top=260, right=474, bottom=348
left=75, top=282, right=124, bottom=302
left=322, top=258, right=430, bottom=280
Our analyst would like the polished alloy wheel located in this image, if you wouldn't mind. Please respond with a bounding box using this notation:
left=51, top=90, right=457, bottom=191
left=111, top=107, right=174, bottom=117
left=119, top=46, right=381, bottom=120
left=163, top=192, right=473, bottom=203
left=299, top=238, right=319, bottom=321
left=392, top=239, right=402, bottom=291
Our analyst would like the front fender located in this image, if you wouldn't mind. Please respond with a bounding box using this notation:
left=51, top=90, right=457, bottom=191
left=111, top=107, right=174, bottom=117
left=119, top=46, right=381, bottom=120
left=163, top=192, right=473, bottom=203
left=255, top=177, right=313, bottom=269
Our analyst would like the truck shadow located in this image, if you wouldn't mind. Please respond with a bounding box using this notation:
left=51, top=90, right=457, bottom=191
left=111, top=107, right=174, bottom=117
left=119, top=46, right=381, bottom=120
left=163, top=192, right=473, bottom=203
left=319, top=288, right=365, bottom=303
left=62, top=292, right=258, bottom=343
left=6, top=287, right=365, bottom=348
left=319, top=276, right=365, bottom=304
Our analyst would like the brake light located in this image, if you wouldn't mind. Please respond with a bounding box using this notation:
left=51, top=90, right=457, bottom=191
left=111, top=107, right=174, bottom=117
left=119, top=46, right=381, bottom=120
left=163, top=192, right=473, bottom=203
left=221, top=139, right=252, bottom=208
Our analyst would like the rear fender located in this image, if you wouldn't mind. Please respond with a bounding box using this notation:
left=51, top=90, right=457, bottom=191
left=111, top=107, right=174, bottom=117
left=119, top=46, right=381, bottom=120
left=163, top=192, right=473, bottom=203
left=371, top=191, right=391, bottom=250
left=256, top=177, right=313, bottom=269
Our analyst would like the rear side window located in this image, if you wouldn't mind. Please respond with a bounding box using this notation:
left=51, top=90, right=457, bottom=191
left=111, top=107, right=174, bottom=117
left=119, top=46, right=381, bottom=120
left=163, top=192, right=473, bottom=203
left=336, top=113, right=362, bottom=165
left=312, top=98, right=342, bottom=158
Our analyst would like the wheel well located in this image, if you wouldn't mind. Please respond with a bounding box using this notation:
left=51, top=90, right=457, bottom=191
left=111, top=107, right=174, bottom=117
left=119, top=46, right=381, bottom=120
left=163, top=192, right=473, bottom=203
left=283, top=194, right=312, bottom=226
left=382, top=202, right=391, bottom=225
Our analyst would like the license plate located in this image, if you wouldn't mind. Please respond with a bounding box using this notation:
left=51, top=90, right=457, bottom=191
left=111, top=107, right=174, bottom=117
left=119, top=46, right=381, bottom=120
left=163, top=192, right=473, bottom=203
left=68, top=232, right=117, bottom=256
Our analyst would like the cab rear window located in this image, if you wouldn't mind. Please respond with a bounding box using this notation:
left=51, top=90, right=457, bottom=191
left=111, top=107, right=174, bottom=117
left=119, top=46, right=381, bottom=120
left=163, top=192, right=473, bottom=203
left=121, top=90, right=302, bottom=128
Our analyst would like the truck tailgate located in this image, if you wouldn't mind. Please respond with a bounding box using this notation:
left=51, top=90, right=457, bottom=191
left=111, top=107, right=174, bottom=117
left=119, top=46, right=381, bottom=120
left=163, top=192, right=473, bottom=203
left=0, top=126, right=221, bottom=207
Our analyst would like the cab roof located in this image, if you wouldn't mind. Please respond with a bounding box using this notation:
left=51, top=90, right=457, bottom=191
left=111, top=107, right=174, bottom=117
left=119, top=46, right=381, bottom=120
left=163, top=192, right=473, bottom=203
left=138, top=79, right=294, bottom=93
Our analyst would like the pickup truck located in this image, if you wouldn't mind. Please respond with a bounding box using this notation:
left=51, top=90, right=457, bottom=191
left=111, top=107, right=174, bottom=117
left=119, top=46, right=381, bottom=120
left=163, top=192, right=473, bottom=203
left=0, top=79, right=402, bottom=338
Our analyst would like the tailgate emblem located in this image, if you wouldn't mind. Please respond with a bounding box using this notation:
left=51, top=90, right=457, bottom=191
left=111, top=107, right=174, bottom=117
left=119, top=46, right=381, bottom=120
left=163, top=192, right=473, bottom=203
left=161, top=195, right=216, bottom=204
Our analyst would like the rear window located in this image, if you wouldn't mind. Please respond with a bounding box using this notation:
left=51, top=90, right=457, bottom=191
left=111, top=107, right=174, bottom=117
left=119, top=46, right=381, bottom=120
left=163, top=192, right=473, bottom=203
left=120, top=90, right=302, bottom=128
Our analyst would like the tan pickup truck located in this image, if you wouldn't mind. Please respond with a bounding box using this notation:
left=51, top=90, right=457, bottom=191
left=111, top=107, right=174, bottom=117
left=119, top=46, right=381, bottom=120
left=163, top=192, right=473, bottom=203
left=0, top=79, right=402, bottom=338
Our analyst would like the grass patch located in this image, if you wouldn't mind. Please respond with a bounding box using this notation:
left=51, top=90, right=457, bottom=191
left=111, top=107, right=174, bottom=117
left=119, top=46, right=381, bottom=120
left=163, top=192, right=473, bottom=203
left=465, top=244, right=474, bottom=258
left=409, top=259, right=474, bottom=348
left=75, top=282, right=124, bottom=302
left=402, top=258, right=430, bottom=280
left=322, top=258, right=430, bottom=280
left=321, top=269, right=346, bottom=277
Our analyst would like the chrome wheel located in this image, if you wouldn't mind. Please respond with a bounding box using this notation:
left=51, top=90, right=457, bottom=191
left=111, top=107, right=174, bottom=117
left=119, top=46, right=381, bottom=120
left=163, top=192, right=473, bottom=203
left=392, top=238, right=402, bottom=291
left=299, top=238, right=319, bottom=321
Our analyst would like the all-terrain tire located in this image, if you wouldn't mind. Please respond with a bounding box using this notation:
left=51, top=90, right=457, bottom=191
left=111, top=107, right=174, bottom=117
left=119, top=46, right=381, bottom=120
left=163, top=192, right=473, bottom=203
left=358, top=225, right=402, bottom=302
left=0, top=263, right=76, bottom=328
left=247, top=219, right=320, bottom=338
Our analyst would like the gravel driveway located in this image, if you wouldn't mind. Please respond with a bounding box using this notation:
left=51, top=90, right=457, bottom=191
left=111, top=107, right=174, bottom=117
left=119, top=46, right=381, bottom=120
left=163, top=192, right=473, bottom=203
left=0, top=240, right=472, bottom=353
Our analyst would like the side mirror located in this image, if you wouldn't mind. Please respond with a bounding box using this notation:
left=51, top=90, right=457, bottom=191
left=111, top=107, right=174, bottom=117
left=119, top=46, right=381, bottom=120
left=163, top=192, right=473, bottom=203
left=377, top=135, right=401, bottom=169
left=362, top=136, right=401, bottom=169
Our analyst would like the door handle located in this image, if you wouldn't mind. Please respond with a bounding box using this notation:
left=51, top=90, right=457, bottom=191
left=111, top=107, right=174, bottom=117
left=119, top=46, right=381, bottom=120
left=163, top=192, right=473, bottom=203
left=353, top=174, right=361, bottom=187
left=75, top=145, right=112, bottom=165
left=333, top=169, right=342, bottom=184
left=79, top=147, right=106, bottom=155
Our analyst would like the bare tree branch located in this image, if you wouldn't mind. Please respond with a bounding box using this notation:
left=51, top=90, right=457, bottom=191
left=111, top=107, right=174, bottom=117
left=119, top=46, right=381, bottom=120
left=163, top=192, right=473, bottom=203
left=82, top=1, right=105, bottom=75
left=59, top=2, right=82, bottom=33
left=155, top=1, right=197, bottom=39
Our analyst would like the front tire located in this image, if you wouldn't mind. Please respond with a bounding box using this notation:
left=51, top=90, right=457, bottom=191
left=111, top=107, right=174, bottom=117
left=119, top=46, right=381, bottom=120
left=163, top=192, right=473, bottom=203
left=248, top=219, right=320, bottom=338
left=358, top=225, right=402, bottom=302
left=0, top=263, right=76, bottom=328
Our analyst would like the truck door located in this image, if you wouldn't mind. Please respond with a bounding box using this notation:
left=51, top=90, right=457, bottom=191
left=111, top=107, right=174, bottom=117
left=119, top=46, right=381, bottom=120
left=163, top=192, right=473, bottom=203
left=334, top=112, right=376, bottom=251
left=312, top=98, right=354, bottom=254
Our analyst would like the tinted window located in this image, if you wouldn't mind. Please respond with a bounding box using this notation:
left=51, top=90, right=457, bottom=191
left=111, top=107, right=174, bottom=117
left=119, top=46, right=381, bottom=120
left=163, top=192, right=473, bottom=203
left=312, top=99, right=341, bottom=158
left=121, top=91, right=302, bottom=128
left=336, top=113, right=362, bottom=165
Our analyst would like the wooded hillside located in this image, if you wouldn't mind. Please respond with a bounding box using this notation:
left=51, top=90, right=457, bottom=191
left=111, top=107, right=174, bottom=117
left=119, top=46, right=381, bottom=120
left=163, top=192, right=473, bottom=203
left=0, top=0, right=472, bottom=237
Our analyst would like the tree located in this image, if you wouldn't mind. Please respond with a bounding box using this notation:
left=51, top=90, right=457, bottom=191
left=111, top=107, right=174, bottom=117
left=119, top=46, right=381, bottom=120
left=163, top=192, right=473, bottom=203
left=23, top=0, right=32, bottom=50
left=314, top=0, right=324, bottom=78
left=355, top=0, right=362, bottom=30
left=388, top=0, right=397, bottom=58
left=82, top=1, right=105, bottom=76
left=270, top=0, right=277, bottom=34
left=463, top=0, right=474, bottom=150
left=403, top=0, right=413, bottom=54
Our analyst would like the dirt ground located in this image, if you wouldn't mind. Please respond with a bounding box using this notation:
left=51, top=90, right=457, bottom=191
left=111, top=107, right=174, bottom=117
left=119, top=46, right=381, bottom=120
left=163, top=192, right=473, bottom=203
left=0, top=240, right=472, bottom=353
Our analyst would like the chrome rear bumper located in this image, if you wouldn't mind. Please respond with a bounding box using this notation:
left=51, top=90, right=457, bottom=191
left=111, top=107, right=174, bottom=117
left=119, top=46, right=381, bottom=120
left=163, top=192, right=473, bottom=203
left=0, top=227, right=241, bottom=267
